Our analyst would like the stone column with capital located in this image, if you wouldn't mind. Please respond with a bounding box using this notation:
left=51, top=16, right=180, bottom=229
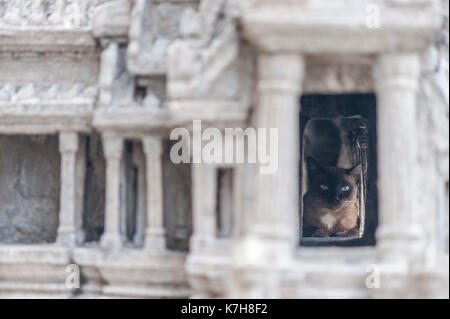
left=57, top=132, right=85, bottom=246
left=100, top=134, right=124, bottom=249
left=373, top=53, right=423, bottom=297
left=142, top=136, right=166, bottom=252
left=374, top=53, right=422, bottom=256
left=190, top=161, right=217, bottom=253
left=253, top=53, right=304, bottom=251
left=231, top=53, right=305, bottom=298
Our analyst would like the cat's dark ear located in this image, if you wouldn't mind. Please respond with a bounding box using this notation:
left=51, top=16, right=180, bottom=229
left=346, top=163, right=362, bottom=180
left=306, top=157, right=323, bottom=176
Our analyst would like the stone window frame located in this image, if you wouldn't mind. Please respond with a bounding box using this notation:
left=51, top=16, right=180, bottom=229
left=299, top=93, right=378, bottom=247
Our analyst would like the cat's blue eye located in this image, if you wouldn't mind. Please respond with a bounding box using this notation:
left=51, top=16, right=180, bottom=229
left=342, top=186, right=350, bottom=191
left=320, top=184, right=328, bottom=190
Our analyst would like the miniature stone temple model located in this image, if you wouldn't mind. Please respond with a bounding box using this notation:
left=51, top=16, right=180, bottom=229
left=0, top=0, right=448, bottom=299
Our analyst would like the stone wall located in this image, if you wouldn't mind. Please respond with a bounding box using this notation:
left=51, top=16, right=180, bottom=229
left=418, top=0, right=449, bottom=254
left=0, top=135, right=60, bottom=244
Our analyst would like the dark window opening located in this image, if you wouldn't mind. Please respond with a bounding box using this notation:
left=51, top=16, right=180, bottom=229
left=82, top=133, right=105, bottom=243
left=122, top=141, right=137, bottom=245
left=134, top=83, right=147, bottom=104
left=299, top=94, right=378, bottom=247
left=119, top=140, right=148, bottom=247
left=216, top=168, right=234, bottom=238
left=162, top=140, right=193, bottom=251
left=131, top=141, right=147, bottom=247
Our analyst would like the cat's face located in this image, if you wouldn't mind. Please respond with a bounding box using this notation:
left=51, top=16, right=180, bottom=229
left=306, top=157, right=361, bottom=209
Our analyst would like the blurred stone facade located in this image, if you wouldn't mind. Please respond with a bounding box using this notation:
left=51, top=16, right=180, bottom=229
left=0, top=0, right=448, bottom=298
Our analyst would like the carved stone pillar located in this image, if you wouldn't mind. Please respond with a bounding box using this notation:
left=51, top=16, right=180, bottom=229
left=374, top=53, right=423, bottom=258
left=142, top=136, right=166, bottom=252
left=57, top=132, right=85, bottom=246
left=231, top=53, right=304, bottom=298
left=101, top=134, right=124, bottom=249
left=253, top=53, right=304, bottom=251
left=191, top=162, right=217, bottom=253
left=373, top=53, right=423, bottom=297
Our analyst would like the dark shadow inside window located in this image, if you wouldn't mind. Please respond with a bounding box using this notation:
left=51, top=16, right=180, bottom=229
left=83, top=133, right=105, bottom=243
left=216, top=168, right=234, bottom=238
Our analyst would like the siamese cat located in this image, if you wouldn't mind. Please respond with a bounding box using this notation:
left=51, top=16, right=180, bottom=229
left=303, top=157, right=361, bottom=238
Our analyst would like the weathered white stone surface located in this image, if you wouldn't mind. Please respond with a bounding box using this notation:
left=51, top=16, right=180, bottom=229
left=0, top=0, right=448, bottom=299
left=0, top=135, right=60, bottom=244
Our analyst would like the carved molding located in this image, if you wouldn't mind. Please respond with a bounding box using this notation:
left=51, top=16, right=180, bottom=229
left=91, top=0, right=130, bottom=40
left=0, top=83, right=96, bottom=132
left=240, top=0, right=440, bottom=54
left=0, top=0, right=95, bottom=29
left=0, top=83, right=98, bottom=103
